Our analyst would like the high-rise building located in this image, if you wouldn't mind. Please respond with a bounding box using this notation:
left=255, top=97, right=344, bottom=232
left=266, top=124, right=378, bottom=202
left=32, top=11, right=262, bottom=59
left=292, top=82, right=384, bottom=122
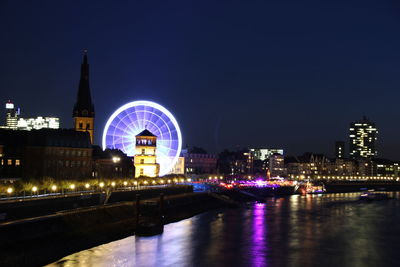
left=73, top=50, right=95, bottom=144
left=335, top=141, right=345, bottom=159
left=349, top=117, right=378, bottom=159
left=134, top=129, right=160, bottom=177
left=17, top=117, right=60, bottom=130
left=3, top=100, right=19, bottom=130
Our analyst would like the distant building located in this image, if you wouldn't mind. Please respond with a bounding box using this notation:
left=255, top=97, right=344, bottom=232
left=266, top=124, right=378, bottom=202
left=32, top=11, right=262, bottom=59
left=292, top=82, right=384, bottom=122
left=335, top=141, right=345, bottom=159
left=349, top=117, right=378, bottom=159
left=134, top=129, right=159, bottom=178
left=0, top=129, right=92, bottom=180
left=73, top=50, right=95, bottom=144
left=247, top=148, right=284, bottom=175
left=17, top=117, right=60, bottom=130
left=269, top=153, right=285, bottom=177
left=168, top=156, right=185, bottom=175
left=1, top=100, right=19, bottom=130
left=250, top=148, right=284, bottom=161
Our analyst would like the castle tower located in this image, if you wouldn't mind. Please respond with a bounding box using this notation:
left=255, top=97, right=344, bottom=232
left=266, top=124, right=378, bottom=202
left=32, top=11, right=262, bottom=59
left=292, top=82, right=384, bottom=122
left=73, top=50, right=95, bottom=143
left=134, top=129, right=160, bottom=178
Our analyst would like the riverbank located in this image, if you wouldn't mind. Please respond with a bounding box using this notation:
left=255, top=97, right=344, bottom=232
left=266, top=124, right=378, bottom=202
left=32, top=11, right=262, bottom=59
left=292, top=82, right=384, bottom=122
left=0, top=192, right=233, bottom=267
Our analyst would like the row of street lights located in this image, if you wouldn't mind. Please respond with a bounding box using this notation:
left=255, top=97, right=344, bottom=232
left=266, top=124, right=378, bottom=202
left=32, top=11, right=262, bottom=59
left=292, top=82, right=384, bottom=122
left=2, top=178, right=192, bottom=197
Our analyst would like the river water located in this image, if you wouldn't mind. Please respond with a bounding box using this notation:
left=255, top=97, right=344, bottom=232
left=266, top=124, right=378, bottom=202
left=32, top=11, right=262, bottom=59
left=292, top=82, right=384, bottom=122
left=48, top=192, right=400, bottom=267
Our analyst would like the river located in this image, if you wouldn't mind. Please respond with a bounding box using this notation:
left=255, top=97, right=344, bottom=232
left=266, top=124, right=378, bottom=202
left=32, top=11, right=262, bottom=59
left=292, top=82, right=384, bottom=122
left=47, top=192, right=400, bottom=267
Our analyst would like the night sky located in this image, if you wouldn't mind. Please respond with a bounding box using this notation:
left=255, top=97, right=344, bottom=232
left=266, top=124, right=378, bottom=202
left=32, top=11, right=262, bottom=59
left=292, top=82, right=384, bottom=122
left=1, top=0, right=400, bottom=159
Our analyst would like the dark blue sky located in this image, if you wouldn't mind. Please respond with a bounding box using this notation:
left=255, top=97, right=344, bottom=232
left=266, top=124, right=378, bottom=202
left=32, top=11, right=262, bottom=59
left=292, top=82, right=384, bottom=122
left=1, top=0, right=400, bottom=159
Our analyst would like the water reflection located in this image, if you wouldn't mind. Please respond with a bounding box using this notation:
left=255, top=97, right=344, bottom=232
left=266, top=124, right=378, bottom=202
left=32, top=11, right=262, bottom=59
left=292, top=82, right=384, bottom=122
left=48, top=192, right=400, bottom=267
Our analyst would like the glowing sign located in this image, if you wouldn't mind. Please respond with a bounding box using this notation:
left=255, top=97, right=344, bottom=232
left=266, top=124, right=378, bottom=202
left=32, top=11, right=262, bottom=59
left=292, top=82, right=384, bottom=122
left=5, top=103, right=14, bottom=109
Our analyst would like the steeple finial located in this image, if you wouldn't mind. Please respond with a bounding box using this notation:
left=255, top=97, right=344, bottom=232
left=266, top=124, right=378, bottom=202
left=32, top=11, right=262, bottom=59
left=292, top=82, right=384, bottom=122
left=82, top=49, right=88, bottom=64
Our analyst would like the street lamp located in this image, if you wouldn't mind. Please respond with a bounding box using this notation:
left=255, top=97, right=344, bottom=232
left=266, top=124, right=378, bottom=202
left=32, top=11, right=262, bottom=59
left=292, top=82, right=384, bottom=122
left=51, top=185, right=57, bottom=192
left=70, top=184, right=75, bottom=190
left=32, top=186, right=38, bottom=196
left=112, top=156, right=121, bottom=163
left=7, top=187, right=13, bottom=194
left=99, top=182, right=105, bottom=188
left=111, top=182, right=116, bottom=187
left=85, top=183, right=90, bottom=189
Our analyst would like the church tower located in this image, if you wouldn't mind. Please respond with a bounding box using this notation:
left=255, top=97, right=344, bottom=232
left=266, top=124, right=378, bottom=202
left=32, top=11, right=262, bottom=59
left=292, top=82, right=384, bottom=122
left=73, top=50, right=95, bottom=143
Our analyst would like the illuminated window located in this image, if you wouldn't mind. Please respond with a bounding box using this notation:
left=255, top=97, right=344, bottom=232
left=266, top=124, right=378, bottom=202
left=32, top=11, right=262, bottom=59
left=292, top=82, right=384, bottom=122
left=140, top=159, right=144, bottom=164
left=141, top=149, right=145, bottom=155
left=140, top=168, right=144, bottom=175
left=15, top=159, right=20, bottom=166
left=7, top=159, right=12, bottom=165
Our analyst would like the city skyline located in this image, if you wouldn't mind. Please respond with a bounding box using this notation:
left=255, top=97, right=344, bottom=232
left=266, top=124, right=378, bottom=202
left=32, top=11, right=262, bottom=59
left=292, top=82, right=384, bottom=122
left=1, top=1, right=400, bottom=159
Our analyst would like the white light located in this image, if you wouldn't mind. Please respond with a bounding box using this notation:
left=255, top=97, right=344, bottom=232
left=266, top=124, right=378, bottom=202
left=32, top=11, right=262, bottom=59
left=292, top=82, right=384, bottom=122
left=51, top=185, right=57, bottom=191
left=85, top=183, right=90, bottom=189
left=99, top=182, right=105, bottom=188
left=111, top=182, right=116, bottom=187
left=7, top=187, right=13, bottom=194
left=5, top=103, right=14, bottom=109
left=32, top=186, right=38, bottom=192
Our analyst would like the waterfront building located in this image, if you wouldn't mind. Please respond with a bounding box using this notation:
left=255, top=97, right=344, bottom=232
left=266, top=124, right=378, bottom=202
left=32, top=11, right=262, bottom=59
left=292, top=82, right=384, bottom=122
left=335, top=141, right=345, bottom=159
left=217, top=149, right=249, bottom=175
left=92, top=146, right=134, bottom=179
left=0, top=129, right=92, bottom=180
left=134, top=129, right=160, bottom=178
left=73, top=50, right=95, bottom=144
left=183, top=148, right=217, bottom=175
left=285, top=153, right=331, bottom=178
left=349, top=117, right=378, bottom=159
left=17, top=116, right=60, bottom=130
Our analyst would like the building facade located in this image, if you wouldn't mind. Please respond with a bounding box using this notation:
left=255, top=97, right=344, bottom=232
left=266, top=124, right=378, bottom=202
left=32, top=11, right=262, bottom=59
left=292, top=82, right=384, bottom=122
left=183, top=151, right=217, bottom=175
left=0, top=129, right=92, bottom=180
left=92, top=146, right=134, bottom=179
left=134, top=129, right=159, bottom=178
left=72, top=50, right=95, bottom=144
left=349, top=117, right=378, bottom=159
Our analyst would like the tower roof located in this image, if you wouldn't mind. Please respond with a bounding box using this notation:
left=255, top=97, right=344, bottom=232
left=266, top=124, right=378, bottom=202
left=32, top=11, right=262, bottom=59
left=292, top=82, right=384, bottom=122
left=136, top=129, right=156, bottom=137
left=73, top=50, right=95, bottom=118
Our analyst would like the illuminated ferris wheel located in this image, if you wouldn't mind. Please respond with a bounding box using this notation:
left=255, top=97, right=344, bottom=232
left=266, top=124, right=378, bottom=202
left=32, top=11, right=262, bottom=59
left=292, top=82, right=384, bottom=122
left=102, top=100, right=182, bottom=176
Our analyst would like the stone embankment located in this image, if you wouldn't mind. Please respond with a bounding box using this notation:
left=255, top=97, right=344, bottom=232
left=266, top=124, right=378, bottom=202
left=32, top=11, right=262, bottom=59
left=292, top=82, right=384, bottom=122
left=0, top=192, right=234, bottom=267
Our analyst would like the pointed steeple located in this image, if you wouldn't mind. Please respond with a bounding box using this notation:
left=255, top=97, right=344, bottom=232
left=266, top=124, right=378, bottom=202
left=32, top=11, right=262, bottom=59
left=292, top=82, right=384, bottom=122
left=73, top=49, right=95, bottom=118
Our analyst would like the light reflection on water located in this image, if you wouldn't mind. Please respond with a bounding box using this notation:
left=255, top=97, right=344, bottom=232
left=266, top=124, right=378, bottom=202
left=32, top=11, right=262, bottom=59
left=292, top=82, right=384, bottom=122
left=48, top=192, right=400, bottom=267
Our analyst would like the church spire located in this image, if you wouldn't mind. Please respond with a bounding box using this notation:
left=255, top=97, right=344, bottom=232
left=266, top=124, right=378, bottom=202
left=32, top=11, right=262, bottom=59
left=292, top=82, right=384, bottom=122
left=73, top=50, right=95, bottom=144
left=73, top=49, right=94, bottom=118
